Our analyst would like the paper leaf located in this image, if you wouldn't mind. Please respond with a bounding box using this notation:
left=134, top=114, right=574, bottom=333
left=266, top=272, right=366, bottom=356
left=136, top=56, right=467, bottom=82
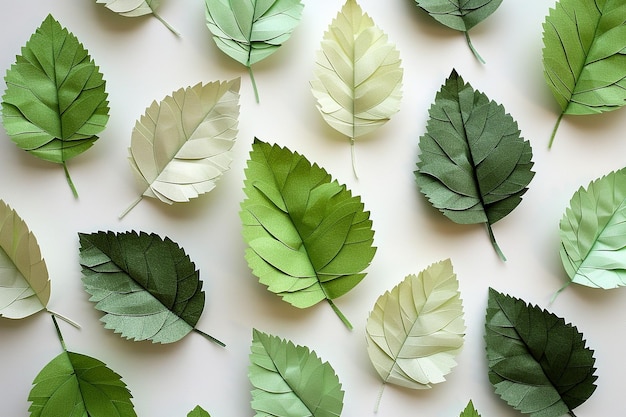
left=1, top=14, right=109, bottom=197
left=28, top=350, right=136, bottom=417
left=78, top=231, right=222, bottom=345
left=95, top=0, right=179, bottom=35
left=240, top=139, right=376, bottom=329
left=248, top=329, right=344, bottom=417
left=485, top=288, right=597, bottom=417
left=0, top=200, right=50, bottom=319
left=415, top=0, right=503, bottom=63
left=542, top=0, right=626, bottom=147
left=122, top=79, right=241, bottom=218
left=310, top=0, right=403, bottom=177
left=366, top=259, right=465, bottom=397
left=415, top=70, right=535, bottom=261
left=459, top=400, right=481, bottom=417
left=188, top=405, right=211, bottom=417
left=559, top=168, right=626, bottom=290
left=204, top=0, right=304, bottom=102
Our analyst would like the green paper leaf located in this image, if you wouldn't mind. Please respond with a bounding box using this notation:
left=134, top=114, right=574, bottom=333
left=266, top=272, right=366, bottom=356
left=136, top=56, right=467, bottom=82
left=240, top=139, right=376, bottom=329
left=0, top=200, right=50, bottom=319
left=121, top=79, right=241, bottom=218
left=415, top=70, right=535, bottom=261
left=188, top=405, right=211, bottom=417
left=29, top=350, right=136, bottom=417
left=416, top=0, right=502, bottom=63
left=95, top=0, right=179, bottom=35
left=78, top=231, right=222, bottom=345
left=248, top=329, right=344, bottom=417
left=311, top=0, right=403, bottom=177
left=542, top=0, right=626, bottom=147
left=204, top=0, right=304, bottom=102
left=1, top=14, right=109, bottom=197
left=459, top=400, right=481, bottom=417
left=485, top=288, right=597, bottom=417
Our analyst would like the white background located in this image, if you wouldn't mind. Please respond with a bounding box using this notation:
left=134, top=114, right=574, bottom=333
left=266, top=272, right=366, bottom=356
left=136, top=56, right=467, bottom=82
left=1, top=0, right=626, bottom=416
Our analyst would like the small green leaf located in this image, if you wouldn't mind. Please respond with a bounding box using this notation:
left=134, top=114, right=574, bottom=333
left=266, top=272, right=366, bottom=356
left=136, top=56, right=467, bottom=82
left=95, top=0, right=179, bottom=35
left=459, top=400, right=481, bottom=417
left=188, top=405, right=211, bottom=417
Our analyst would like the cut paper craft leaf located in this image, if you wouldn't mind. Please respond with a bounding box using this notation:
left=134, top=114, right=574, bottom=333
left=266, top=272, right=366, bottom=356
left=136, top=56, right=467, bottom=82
left=415, top=0, right=503, bottom=63
left=542, top=0, right=626, bottom=148
left=1, top=14, right=109, bottom=198
left=240, top=139, right=376, bottom=329
left=188, top=406, right=211, bottom=417
left=249, top=329, right=344, bottom=417
left=415, top=70, right=534, bottom=261
left=95, top=0, right=180, bottom=35
left=366, top=259, right=465, bottom=411
left=78, top=231, right=224, bottom=346
left=121, top=79, right=241, bottom=218
left=485, top=288, right=597, bottom=417
left=459, top=400, right=481, bottom=417
left=204, top=0, right=304, bottom=102
left=311, top=0, right=403, bottom=177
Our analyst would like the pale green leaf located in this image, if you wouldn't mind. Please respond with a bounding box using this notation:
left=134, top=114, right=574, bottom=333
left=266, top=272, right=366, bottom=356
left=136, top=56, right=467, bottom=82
left=122, top=79, right=240, bottom=218
left=459, top=400, right=481, bottom=417
left=95, top=0, right=179, bottom=35
left=311, top=0, right=403, bottom=176
left=188, top=405, right=211, bottom=417
left=249, top=329, right=344, bottom=417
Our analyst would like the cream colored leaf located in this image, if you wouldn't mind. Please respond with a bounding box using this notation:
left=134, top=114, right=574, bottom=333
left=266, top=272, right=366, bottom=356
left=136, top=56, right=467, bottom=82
left=95, top=0, right=179, bottom=35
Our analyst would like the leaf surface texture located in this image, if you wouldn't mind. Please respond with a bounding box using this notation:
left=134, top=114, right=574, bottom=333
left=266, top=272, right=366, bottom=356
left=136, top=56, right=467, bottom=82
left=416, top=0, right=503, bottom=31
left=95, top=0, right=161, bottom=17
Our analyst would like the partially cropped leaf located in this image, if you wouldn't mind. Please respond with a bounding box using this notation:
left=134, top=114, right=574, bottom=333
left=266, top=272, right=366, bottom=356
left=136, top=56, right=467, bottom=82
left=240, top=139, right=376, bottom=329
left=0, top=200, right=50, bottom=319
left=29, top=350, right=136, bottom=417
left=485, top=288, right=597, bottom=417
left=415, top=70, right=534, bottom=261
left=542, top=0, right=626, bottom=147
left=78, top=231, right=223, bottom=345
left=95, top=0, right=178, bottom=34
left=559, top=168, right=626, bottom=290
left=416, top=0, right=502, bottom=63
left=249, top=329, right=344, bottom=417
left=459, top=400, right=481, bottom=417
left=1, top=14, right=109, bottom=197
left=188, top=406, right=211, bottom=417
left=205, top=0, right=304, bottom=102
left=311, top=0, right=403, bottom=177
left=121, top=79, right=241, bottom=218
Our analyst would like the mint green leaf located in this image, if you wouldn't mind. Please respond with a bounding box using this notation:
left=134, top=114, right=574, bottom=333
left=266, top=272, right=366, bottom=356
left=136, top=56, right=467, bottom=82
left=95, top=0, right=179, bottom=35
left=485, top=288, right=597, bottom=417
left=240, top=139, right=376, bottom=329
left=188, top=405, right=211, bottom=417
left=249, top=329, right=344, bottom=417
left=1, top=14, right=109, bottom=197
left=415, top=70, right=534, bottom=261
left=542, top=0, right=626, bottom=147
left=459, top=400, right=481, bottom=417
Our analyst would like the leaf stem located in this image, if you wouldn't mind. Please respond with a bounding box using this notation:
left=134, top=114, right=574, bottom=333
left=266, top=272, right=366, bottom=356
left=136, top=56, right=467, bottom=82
left=248, top=65, right=260, bottom=103
left=350, top=138, right=359, bottom=179
left=47, top=309, right=81, bottom=329
left=374, top=383, right=385, bottom=413
left=486, top=223, right=506, bottom=261
left=51, top=314, right=68, bottom=352
left=152, top=11, right=180, bottom=36
left=327, top=299, right=353, bottom=330
left=193, top=328, right=226, bottom=347
left=63, top=162, right=79, bottom=198
left=549, top=280, right=571, bottom=305
left=549, top=112, right=564, bottom=149
left=119, top=195, right=144, bottom=219
left=465, top=31, right=485, bottom=64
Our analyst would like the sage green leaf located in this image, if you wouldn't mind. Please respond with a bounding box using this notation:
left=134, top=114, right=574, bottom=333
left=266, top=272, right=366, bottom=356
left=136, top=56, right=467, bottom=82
left=542, top=0, right=626, bottom=147
left=415, top=70, right=535, bottom=261
left=204, top=0, right=304, bottom=102
left=121, top=79, right=241, bottom=218
left=459, top=400, right=481, bottom=417
left=366, top=259, right=465, bottom=409
left=485, top=288, right=597, bottom=417
left=240, top=139, right=376, bottom=329
left=1, top=14, right=109, bottom=197
left=559, top=168, right=626, bottom=290
left=249, top=329, right=344, bottom=417
left=0, top=200, right=50, bottom=319
left=78, top=231, right=223, bottom=345
left=416, top=0, right=503, bottom=63
left=188, top=406, right=211, bottom=417
left=311, top=0, right=403, bottom=177
left=95, top=0, right=179, bottom=35
left=29, top=350, right=136, bottom=417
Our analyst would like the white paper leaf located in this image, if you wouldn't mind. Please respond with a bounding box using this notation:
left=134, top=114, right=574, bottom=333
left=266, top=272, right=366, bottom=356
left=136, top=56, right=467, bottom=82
left=96, top=0, right=162, bottom=17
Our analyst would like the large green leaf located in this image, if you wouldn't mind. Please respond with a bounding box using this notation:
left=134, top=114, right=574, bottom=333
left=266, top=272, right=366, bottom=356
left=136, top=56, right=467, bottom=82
left=1, top=14, right=109, bottom=197
left=415, top=70, right=534, bottom=261
left=248, top=329, right=344, bottom=417
left=95, top=0, right=179, bottom=35
left=485, top=288, right=597, bottom=417
left=542, top=0, right=626, bottom=147
left=240, top=139, right=376, bottom=329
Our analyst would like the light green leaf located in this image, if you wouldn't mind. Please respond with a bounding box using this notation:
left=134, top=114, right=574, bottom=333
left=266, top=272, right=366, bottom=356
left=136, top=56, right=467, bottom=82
left=188, top=405, right=211, bottom=417
left=542, top=0, right=626, bottom=147
left=78, top=231, right=223, bottom=346
left=121, top=79, right=241, bottom=218
left=310, top=0, right=403, bottom=177
left=240, top=139, right=376, bottom=329
left=415, top=70, right=535, bottom=261
left=459, top=400, right=481, bottom=417
left=95, top=0, right=179, bottom=35
left=485, top=288, right=597, bottom=417
left=249, top=329, right=344, bottom=417
left=205, top=0, right=304, bottom=102
left=0, top=200, right=50, bottom=319
left=366, top=259, right=465, bottom=410
left=1, top=14, right=109, bottom=198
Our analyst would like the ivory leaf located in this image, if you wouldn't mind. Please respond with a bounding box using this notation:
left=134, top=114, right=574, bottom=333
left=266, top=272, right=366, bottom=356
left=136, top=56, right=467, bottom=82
left=95, top=0, right=179, bottom=35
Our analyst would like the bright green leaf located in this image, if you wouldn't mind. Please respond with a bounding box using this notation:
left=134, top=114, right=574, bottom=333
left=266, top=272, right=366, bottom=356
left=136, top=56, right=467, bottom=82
left=95, top=0, right=179, bottom=35
left=459, top=400, right=481, bottom=417
left=249, top=329, right=344, bottom=417
left=188, top=405, right=211, bottom=417
left=415, top=70, right=535, bottom=261
left=485, top=288, right=597, bottom=417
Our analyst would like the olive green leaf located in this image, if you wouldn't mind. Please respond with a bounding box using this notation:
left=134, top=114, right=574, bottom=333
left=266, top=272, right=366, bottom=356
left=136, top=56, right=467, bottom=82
left=188, top=405, right=211, bottom=417
left=459, top=400, right=481, bottom=417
